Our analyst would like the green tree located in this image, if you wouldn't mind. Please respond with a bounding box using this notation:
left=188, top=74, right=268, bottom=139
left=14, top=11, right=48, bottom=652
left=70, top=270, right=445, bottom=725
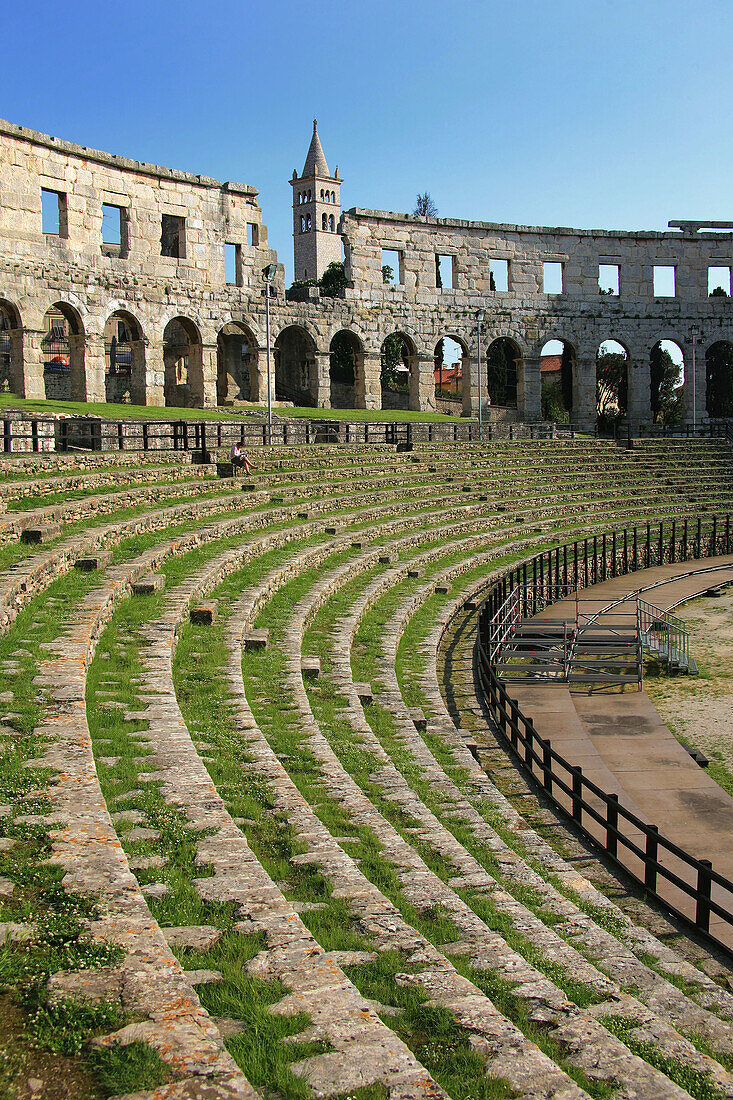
left=486, top=340, right=518, bottom=407
left=650, top=345, right=682, bottom=424
left=414, top=192, right=438, bottom=217
left=381, top=334, right=409, bottom=390
left=382, top=264, right=394, bottom=284
left=329, top=331, right=356, bottom=385
left=706, top=342, right=733, bottom=418
left=542, top=380, right=569, bottom=423
left=596, top=352, right=628, bottom=425
left=319, top=260, right=347, bottom=298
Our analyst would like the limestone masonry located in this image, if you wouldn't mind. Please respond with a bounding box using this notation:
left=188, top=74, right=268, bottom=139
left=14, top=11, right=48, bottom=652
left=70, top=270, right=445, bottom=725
left=1, top=115, right=732, bottom=428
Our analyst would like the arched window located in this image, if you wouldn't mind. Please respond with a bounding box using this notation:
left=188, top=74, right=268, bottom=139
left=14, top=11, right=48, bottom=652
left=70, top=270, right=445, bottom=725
left=322, top=213, right=328, bottom=231
left=307, top=189, right=312, bottom=201
left=320, top=189, right=324, bottom=201
left=329, top=215, right=335, bottom=231
left=332, top=191, right=336, bottom=203
left=306, top=215, right=312, bottom=230
left=300, top=216, right=305, bottom=233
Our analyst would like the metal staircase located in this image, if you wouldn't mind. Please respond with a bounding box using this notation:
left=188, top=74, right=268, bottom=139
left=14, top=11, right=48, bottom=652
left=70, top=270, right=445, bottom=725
left=637, top=598, right=698, bottom=675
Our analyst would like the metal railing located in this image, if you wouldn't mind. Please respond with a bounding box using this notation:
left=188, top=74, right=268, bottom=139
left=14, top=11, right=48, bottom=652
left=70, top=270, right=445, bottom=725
left=637, top=598, right=693, bottom=673
left=475, top=514, right=733, bottom=951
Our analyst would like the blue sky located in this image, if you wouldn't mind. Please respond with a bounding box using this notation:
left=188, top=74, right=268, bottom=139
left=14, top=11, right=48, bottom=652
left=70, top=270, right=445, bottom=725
left=3, top=0, right=732, bottom=283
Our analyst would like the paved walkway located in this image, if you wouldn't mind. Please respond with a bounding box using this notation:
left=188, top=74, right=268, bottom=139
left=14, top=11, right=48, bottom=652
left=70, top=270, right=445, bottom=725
left=510, top=556, right=733, bottom=946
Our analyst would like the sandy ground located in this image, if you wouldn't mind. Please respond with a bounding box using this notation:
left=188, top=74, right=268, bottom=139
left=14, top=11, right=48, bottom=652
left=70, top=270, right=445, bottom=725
left=645, top=590, right=733, bottom=782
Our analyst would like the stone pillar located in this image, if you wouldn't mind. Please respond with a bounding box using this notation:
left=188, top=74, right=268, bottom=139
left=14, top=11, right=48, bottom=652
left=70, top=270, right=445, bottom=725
left=518, top=356, right=541, bottom=422
left=684, top=342, right=707, bottom=427
left=9, top=329, right=25, bottom=398
left=410, top=355, right=435, bottom=412
left=21, top=330, right=45, bottom=399
left=361, top=351, right=382, bottom=410
left=314, top=351, right=331, bottom=408
left=71, top=333, right=96, bottom=402
left=200, top=343, right=218, bottom=408
left=145, top=341, right=165, bottom=407
left=129, top=340, right=147, bottom=406
left=460, top=354, right=477, bottom=418
left=572, top=353, right=597, bottom=432
left=626, top=355, right=651, bottom=432
left=247, top=347, right=266, bottom=404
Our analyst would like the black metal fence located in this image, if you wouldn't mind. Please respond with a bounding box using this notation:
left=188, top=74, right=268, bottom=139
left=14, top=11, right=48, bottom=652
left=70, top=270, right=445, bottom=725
left=475, top=514, right=733, bottom=952
left=0, top=416, right=574, bottom=455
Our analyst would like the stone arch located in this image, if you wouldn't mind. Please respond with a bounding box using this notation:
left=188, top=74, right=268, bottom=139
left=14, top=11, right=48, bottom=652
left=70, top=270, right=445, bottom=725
left=217, top=321, right=258, bottom=404
left=486, top=336, right=521, bottom=409
left=163, top=316, right=203, bottom=408
left=380, top=331, right=417, bottom=411
left=706, top=340, right=733, bottom=419
left=596, top=338, right=629, bottom=431
left=275, top=325, right=317, bottom=407
left=434, top=335, right=465, bottom=412
left=649, top=339, right=684, bottom=425
left=42, top=301, right=85, bottom=402
left=329, top=330, right=363, bottom=409
left=540, top=337, right=575, bottom=423
left=104, top=309, right=145, bottom=405
left=0, top=299, right=23, bottom=396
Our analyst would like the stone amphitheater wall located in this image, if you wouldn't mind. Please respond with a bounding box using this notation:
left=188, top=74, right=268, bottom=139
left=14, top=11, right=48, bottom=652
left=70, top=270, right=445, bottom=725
left=1, top=117, right=732, bottom=427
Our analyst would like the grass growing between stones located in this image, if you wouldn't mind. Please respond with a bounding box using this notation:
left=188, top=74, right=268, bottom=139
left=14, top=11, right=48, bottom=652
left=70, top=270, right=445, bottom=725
left=86, top=537, right=374, bottom=1099
left=197, top=550, right=645, bottom=1097
left=600, top=1015, right=730, bottom=1100
left=0, top=568, right=175, bottom=1097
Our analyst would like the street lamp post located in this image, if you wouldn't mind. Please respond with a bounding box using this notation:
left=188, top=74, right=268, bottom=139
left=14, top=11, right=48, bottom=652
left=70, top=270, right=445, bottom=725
left=690, top=325, right=700, bottom=435
left=263, top=263, right=277, bottom=445
left=476, top=309, right=485, bottom=437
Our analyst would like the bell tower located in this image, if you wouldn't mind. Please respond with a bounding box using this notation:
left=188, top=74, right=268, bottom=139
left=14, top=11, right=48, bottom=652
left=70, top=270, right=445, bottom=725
left=291, top=120, right=342, bottom=283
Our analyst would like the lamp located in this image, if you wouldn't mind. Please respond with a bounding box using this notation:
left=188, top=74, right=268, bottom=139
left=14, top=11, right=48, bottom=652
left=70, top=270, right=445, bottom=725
left=476, top=310, right=486, bottom=433
left=263, top=264, right=277, bottom=444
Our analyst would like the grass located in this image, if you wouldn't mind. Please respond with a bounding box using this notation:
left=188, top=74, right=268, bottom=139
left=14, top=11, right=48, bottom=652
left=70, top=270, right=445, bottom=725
left=0, top=394, right=467, bottom=424
left=600, top=1015, right=730, bottom=1100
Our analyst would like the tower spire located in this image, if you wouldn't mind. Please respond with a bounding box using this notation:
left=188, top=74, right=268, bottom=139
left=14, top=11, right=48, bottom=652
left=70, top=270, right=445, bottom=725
left=290, top=121, right=343, bottom=283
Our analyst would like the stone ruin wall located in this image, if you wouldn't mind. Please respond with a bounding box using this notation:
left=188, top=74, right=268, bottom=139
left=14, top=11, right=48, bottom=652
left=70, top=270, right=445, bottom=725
left=0, top=117, right=732, bottom=427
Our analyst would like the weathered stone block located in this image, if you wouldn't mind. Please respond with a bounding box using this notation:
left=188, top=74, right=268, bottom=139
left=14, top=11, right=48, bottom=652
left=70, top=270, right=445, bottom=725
left=407, top=567, right=423, bottom=578
left=74, top=551, right=113, bottom=571
left=379, top=553, right=393, bottom=564
left=354, top=682, right=373, bottom=705
left=21, top=522, right=62, bottom=544
left=190, top=601, right=218, bottom=625
left=216, top=461, right=236, bottom=478
left=435, top=582, right=450, bottom=594
left=132, top=573, right=164, bottom=595
left=301, top=656, right=321, bottom=680
left=409, top=707, right=427, bottom=732
left=243, top=628, right=269, bottom=650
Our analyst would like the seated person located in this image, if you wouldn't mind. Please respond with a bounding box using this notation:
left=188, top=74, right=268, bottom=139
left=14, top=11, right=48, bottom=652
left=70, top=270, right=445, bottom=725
left=230, top=441, right=258, bottom=474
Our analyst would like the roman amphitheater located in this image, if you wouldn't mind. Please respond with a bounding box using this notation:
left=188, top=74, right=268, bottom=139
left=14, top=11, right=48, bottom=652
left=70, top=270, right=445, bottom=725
left=2, top=117, right=733, bottom=1100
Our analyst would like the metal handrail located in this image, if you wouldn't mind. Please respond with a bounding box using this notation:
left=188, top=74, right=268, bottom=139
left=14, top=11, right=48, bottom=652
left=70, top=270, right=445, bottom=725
left=637, top=597, right=691, bottom=671
left=474, top=513, right=733, bottom=952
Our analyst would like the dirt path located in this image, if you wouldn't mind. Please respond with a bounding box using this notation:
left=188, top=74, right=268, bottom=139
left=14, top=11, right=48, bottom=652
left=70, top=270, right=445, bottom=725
left=645, top=589, right=733, bottom=788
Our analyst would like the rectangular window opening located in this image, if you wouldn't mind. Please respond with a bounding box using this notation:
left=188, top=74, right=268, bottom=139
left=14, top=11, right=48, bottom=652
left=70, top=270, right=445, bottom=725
left=42, top=188, right=66, bottom=237
left=598, top=264, right=620, bottom=295
left=382, top=249, right=402, bottom=285
left=490, top=258, right=509, bottom=292
left=225, top=242, right=241, bottom=286
left=247, top=223, right=259, bottom=246
left=653, top=265, right=676, bottom=297
left=709, top=266, right=731, bottom=297
left=161, top=214, right=186, bottom=259
left=101, top=203, right=126, bottom=253
left=543, top=261, right=563, bottom=295
left=436, top=254, right=453, bottom=290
